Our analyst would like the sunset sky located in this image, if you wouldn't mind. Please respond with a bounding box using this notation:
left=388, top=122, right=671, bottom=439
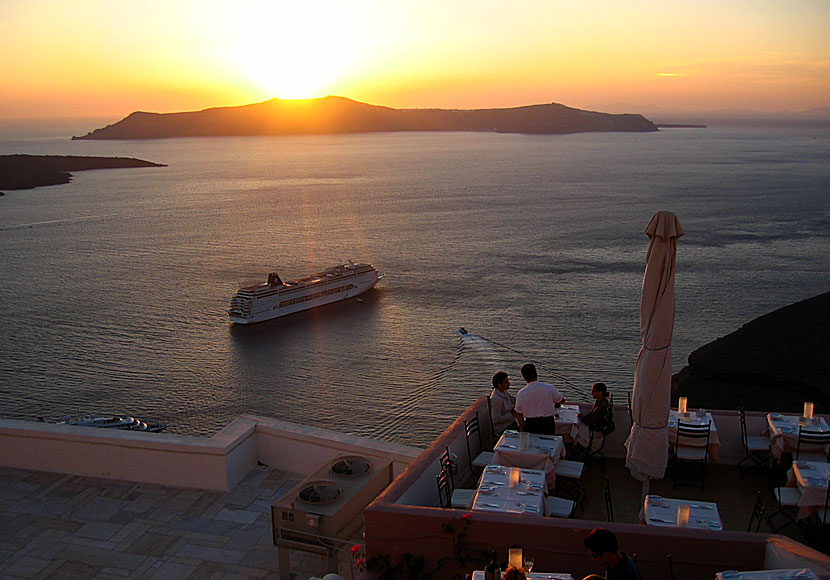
left=2, top=0, right=828, bottom=121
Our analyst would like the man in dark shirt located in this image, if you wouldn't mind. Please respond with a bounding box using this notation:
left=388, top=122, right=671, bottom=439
left=581, top=528, right=641, bottom=580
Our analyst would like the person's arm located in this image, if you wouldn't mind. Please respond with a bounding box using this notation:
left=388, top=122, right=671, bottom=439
left=491, top=394, right=512, bottom=426
left=517, top=412, right=525, bottom=431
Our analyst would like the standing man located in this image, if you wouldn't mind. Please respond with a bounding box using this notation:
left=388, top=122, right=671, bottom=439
left=490, top=371, right=518, bottom=435
left=514, top=363, right=564, bottom=435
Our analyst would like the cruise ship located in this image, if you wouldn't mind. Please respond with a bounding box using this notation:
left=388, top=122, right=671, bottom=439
left=228, top=261, right=383, bottom=324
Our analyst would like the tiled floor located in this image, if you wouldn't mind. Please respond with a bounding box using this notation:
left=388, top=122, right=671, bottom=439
left=0, top=465, right=335, bottom=580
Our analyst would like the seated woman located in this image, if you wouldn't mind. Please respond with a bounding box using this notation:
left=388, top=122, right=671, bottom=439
left=578, top=382, right=613, bottom=432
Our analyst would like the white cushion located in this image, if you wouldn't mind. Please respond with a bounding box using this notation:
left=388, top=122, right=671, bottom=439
left=775, top=486, right=802, bottom=507
left=451, top=489, right=475, bottom=509
left=544, top=496, right=575, bottom=518
left=473, top=451, right=494, bottom=468
left=554, top=460, right=584, bottom=480
left=676, top=445, right=708, bottom=461
left=746, top=435, right=769, bottom=452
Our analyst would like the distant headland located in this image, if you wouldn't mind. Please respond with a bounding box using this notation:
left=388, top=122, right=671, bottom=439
left=72, top=96, right=658, bottom=140
left=0, top=155, right=166, bottom=194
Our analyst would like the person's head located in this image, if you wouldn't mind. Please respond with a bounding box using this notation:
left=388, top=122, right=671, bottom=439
left=492, top=371, right=510, bottom=391
left=503, top=565, right=527, bottom=580
left=591, top=382, right=609, bottom=400
left=520, top=363, right=538, bottom=383
left=583, top=528, right=619, bottom=565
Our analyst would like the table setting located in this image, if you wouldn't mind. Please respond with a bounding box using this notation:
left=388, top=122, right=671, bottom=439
left=767, top=412, right=830, bottom=461
left=471, top=464, right=546, bottom=515
left=788, top=461, right=830, bottom=519
left=493, top=430, right=566, bottom=475
left=716, top=569, right=818, bottom=580
left=472, top=572, right=572, bottom=580
left=642, top=495, right=723, bottom=530
left=668, top=409, right=720, bottom=460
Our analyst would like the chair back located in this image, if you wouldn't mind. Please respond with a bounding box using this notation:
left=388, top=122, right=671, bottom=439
left=439, top=445, right=455, bottom=489
left=604, top=476, right=614, bottom=522
left=796, top=425, right=830, bottom=461
left=739, top=406, right=749, bottom=451
left=435, top=467, right=452, bottom=509
left=747, top=490, right=766, bottom=532
left=667, top=554, right=679, bottom=580
left=465, top=412, right=482, bottom=469
left=626, top=391, right=634, bottom=428
left=674, top=420, right=712, bottom=459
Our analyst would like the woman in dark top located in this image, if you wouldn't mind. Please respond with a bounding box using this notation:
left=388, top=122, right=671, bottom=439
left=578, top=382, right=612, bottom=432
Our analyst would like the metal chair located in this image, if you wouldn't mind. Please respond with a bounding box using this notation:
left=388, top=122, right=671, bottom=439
left=439, top=445, right=455, bottom=489
left=435, top=461, right=475, bottom=510
left=464, top=412, right=494, bottom=472
left=767, top=485, right=802, bottom=533
left=667, top=554, right=679, bottom=580
left=577, top=396, right=615, bottom=472
left=671, top=420, right=711, bottom=489
left=436, top=467, right=452, bottom=508
left=604, top=476, right=614, bottom=522
left=747, top=490, right=766, bottom=532
left=626, top=391, right=634, bottom=431
left=796, top=425, right=830, bottom=462
left=738, top=406, right=771, bottom=479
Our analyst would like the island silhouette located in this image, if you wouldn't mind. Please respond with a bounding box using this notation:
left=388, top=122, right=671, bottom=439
left=0, top=155, right=165, bottom=193
left=73, top=96, right=658, bottom=140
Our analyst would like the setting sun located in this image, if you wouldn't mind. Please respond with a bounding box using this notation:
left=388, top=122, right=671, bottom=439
left=222, top=2, right=365, bottom=99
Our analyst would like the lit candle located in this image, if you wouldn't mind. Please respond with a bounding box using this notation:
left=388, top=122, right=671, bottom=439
left=509, top=467, right=520, bottom=488
left=509, top=548, right=523, bottom=569
left=804, top=402, right=814, bottom=420
left=677, top=504, right=690, bottom=527
left=678, top=397, right=688, bottom=415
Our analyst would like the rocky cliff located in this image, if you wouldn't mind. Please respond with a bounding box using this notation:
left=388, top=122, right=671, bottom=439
left=674, top=292, right=830, bottom=414
left=73, top=96, right=658, bottom=140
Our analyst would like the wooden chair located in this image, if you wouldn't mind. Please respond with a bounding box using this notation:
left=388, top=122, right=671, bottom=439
left=796, top=426, right=830, bottom=463
left=747, top=490, right=766, bottom=532
left=672, top=420, right=711, bottom=489
left=738, top=406, right=771, bottom=479
left=465, top=413, right=494, bottom=472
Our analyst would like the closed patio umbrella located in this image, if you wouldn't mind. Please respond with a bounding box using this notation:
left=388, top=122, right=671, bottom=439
left=625, top=211, right=684, bottom=482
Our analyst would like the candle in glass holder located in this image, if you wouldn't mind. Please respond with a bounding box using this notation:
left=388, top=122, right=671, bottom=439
left=678, top=397, right=688, bottom=415
left=804, top=402, right=815, bottom=420
left=509, top=467, right=520, bottom=488
left=508, top=547, right=523, bottom=569
left=677, top=504, right=690, bottom=527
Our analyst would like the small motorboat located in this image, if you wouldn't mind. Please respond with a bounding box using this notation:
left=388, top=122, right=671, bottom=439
left=40, top=413, right=167, bottom=432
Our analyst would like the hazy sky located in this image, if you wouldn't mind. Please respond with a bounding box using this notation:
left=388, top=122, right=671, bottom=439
left=2, top=0, right=828, bottom=120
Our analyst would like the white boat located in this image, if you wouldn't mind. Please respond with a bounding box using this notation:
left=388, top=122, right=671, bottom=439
left=228, top=261, right=383, bottom=324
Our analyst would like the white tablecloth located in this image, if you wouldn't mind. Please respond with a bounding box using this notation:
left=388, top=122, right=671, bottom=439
left=493, top=431, right=566, bottom=474
left=668, top=411, right=720, bottom=461
left=643, top=495, right=723, bottom=530
left=472, top=572, right=573, bottom=580
left=788, top=461, right=830, bottom=519
left=554, top=404, right=584, bottom=443
left=716, top=569, right=818, bottom=580
left=471, top=465, right=545, bottom=515
left=768, top=414, right=830, bottom=461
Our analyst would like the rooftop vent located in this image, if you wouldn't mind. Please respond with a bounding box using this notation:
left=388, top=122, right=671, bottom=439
left=297, top=481, right=342, bottom=504
left=330, top=456, right=372, bottom=478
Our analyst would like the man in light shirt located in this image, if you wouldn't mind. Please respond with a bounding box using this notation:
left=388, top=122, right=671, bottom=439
left=514, top=363, right=564, bottom=435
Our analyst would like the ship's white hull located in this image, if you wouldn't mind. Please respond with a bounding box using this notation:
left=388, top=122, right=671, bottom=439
left=229, top=263, right=382, bottom=325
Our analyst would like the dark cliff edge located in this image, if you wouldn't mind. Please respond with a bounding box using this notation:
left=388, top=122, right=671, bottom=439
left=0, top=155, right=166, bottom=192
left=72, top=96, right=658, bottom=140
left=674, top=292, right=830, bottom=414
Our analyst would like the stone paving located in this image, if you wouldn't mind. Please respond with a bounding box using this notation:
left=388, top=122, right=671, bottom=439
left=0, top=465, right=331, bottom=580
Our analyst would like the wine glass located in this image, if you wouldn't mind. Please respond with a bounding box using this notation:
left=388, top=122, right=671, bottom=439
left=524, top=556, right=535, bottom=572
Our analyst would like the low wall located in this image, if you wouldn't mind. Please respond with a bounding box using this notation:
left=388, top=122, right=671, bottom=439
left=0, top=415, right=420, bottom=491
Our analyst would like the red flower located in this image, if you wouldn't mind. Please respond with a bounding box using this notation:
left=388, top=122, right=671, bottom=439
left=351, top=544, right=362, bottom=554
left=356, top=558, right=366, bottom=567
left=461, top=512, right=471, bottom=520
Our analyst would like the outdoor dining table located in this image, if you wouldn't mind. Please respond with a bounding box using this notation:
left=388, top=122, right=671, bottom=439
left=472, top=571, right=573, bottom=580
left=553, top=404, right=583, bottom=443
left=767, top=413, right=830, bottom=461
left=493, top=430, right=566, bottom=488
left=642, top=495, right=724, bottom=530
left=715, top=569, right=818, bottom=580
left=471, top=464, right=546, bottom=516
left=668, top=410, right=720, bottom=461
left=787, top=460, right=830, bottom=520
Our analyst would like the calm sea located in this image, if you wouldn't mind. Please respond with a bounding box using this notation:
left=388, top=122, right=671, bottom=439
left=1, top=126, right=828, bottom=447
